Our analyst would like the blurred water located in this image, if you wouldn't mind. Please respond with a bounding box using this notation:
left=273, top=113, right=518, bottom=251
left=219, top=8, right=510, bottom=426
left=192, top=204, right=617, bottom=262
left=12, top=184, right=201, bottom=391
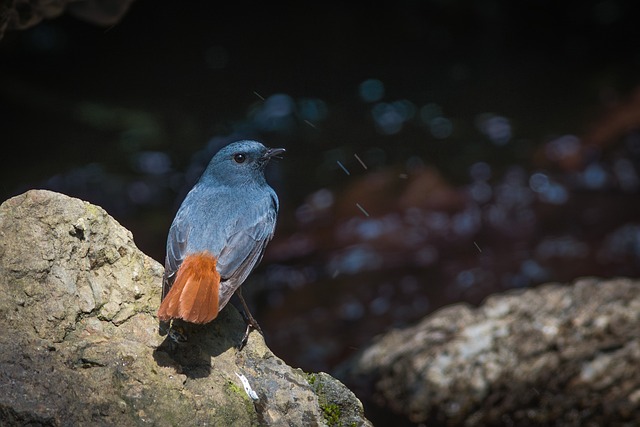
left=1, top=0, right=639, bottom=381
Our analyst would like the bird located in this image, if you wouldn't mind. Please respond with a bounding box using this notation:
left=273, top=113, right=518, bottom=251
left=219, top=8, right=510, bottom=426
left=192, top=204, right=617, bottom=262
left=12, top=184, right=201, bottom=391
left=157, top=140, right=285, bottom=347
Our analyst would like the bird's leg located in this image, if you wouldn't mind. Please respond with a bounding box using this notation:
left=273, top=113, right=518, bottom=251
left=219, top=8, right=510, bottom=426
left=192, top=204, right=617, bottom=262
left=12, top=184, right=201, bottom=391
left=160, top=319, right=187, bottom=344
left=167, top=322, right=187, bottom=343
left=158, top=320, right=171, bottom=336
left=236, top=287, right=262, bottom=349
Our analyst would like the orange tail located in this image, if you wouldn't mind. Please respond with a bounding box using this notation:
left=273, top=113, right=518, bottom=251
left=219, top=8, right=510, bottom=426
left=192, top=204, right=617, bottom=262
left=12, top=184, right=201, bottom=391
left=158, top=252, right=221, bottom=324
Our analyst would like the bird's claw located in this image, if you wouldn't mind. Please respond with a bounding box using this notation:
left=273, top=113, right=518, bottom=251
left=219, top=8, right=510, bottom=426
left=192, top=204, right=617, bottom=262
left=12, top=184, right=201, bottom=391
left=237, top=321, right=263, bottom=350
left=168, top=323, right=188, bottom=343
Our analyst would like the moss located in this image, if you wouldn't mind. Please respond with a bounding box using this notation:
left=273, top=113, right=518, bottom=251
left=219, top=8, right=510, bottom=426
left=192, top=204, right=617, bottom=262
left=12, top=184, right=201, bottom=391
left=307, top=372, right=347, bottom=426
left=226, top=380, right=244, bottom=396
left=225, top=379, right=257, bottom=421
left=306, top=373, right=317, bottom=386
left=321, top=403, right=342, bottom=426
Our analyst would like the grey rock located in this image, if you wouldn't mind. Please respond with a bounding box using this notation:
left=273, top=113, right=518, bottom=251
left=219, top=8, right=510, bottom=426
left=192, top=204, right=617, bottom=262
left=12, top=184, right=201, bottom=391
left=0, top=189, right=371, bottom=427
left=340, top=276, right=640, bottom=426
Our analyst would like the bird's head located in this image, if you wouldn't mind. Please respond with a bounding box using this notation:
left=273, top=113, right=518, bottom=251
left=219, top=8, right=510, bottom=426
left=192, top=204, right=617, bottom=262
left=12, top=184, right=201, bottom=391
left=202, top=140, right=285, bottom=186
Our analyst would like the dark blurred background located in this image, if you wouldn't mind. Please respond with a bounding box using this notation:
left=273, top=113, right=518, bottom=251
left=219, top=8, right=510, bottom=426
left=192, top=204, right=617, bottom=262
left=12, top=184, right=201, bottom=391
left=2, top=0, right=640, bottom=423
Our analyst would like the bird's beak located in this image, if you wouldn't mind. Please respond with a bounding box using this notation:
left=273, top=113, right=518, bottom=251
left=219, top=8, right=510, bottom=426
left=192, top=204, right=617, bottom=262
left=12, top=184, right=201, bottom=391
left=262, top=147, right=286, bottom=160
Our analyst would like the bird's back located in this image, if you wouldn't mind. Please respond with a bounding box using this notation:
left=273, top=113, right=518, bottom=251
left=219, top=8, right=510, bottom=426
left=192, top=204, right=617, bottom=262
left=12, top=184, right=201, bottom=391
left=162, top=178, right=278, bottom=309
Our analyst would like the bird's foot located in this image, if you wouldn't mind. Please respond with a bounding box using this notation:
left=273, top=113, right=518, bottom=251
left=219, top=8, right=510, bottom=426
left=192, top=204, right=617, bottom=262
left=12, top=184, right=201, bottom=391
left=237, top=313, right=263, bottom=350
left=167, top=322, right=188, bottom=344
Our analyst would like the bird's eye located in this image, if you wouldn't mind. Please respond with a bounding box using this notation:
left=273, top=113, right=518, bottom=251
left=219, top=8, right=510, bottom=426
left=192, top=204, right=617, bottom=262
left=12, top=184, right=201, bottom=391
left=233, top=153, right=246, bottom=163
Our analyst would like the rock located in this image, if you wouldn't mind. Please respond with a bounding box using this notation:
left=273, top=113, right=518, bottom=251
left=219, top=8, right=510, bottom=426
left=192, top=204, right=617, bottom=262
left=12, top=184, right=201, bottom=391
left=339, top=277, right=640, bottom=426
left=0, top=190, right=371, bottom=427
left=0, top=0, right=135, bottom=40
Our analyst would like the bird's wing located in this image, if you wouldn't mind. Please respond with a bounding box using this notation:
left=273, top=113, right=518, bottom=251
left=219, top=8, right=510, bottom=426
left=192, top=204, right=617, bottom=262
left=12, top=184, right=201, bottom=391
left=216, top=193, right=278, bottom=290
left=162, top=205, right=190, bottom=300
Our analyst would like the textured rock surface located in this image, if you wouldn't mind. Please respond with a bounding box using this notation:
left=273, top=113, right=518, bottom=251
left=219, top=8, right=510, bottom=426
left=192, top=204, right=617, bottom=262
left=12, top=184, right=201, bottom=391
left=0, top=190, right=370, bottom=426
left=340, top=277, right=640, bottom=426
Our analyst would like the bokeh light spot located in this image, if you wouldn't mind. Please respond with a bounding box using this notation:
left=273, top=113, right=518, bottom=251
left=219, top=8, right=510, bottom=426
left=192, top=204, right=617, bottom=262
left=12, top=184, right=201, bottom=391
left=252, top=94, right=296, bottom=132
left=298, top=98, right=328, bottom=123
left=359, top=79, right=385, bottom=102
left=470, top=161, right=492, bottom=181
left=133, top=151, right=172, bottom=175
left=529, top=172, right=568, bottom=204
left=372, top=102, right=404, bottom=134
left=582, top=163, right=608, bottom=189
left=476, top=113, right=512, bottom=145
left=429, top=117, right=453, bottom=139
left=544, top=135, right=581, bottom=162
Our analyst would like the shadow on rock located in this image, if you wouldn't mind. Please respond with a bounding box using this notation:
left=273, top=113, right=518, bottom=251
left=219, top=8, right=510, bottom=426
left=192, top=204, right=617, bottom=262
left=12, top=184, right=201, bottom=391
left=153, top=305, right=248, bottom=379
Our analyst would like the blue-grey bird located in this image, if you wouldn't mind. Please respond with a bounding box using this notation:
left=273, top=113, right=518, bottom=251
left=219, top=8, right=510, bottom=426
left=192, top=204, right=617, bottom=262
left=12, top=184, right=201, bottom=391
left=158, top=140, right=284, bottom=343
